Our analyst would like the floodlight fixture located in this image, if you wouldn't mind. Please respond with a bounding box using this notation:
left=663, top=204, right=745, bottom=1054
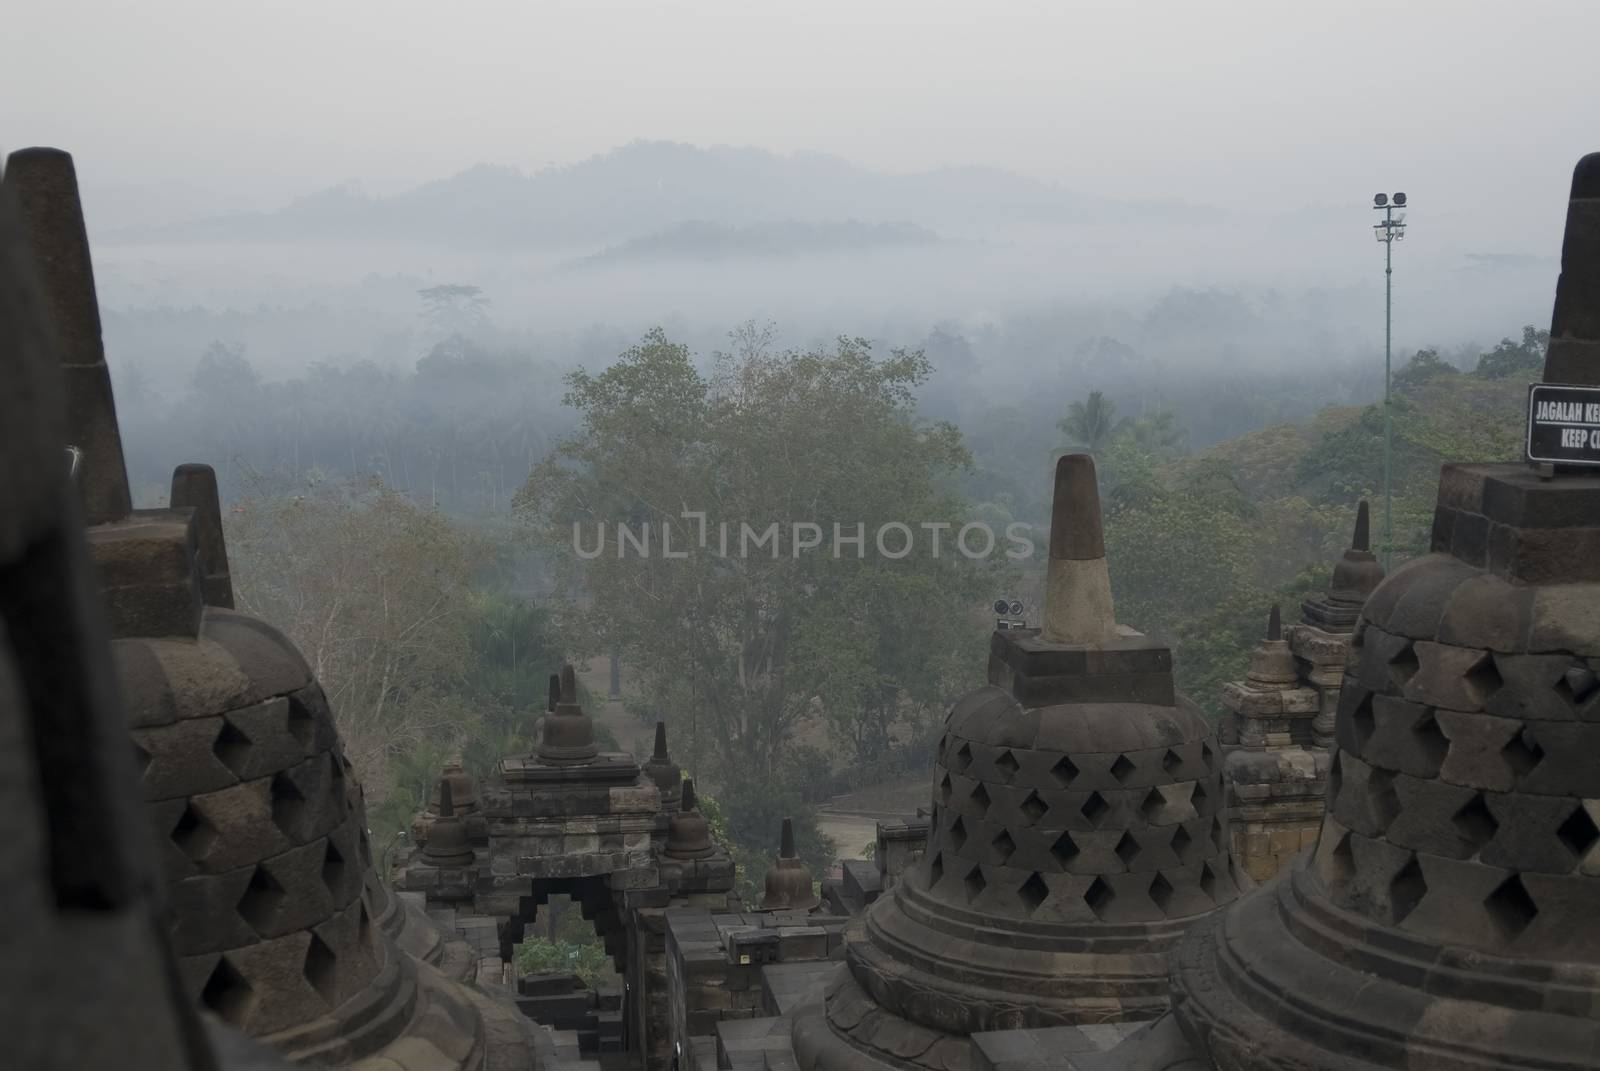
left=1008, top=600, right=1024, bottom=616
left=1392, top=192, right=1407, bottom=207
left=1373, top=193, right=1388, bottom=207
left=994, top=599, right=1010, bottom=615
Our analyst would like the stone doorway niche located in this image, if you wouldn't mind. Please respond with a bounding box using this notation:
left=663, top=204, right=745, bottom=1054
left=505, top=875, right=636, bottom=1062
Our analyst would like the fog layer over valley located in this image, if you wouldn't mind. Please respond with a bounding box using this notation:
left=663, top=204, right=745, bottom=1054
left=98, top=139, right=1556, bottom=507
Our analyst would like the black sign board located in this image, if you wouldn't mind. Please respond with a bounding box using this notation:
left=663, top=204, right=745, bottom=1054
left=1527, top=383, right=1600, bottom=466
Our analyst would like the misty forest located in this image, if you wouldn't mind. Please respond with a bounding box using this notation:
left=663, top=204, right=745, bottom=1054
left=94, top=140, right=1552, bottom=931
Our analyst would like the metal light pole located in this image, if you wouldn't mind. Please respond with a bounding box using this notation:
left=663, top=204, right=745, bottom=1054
left=1373, top=192, right=1408, bottom=571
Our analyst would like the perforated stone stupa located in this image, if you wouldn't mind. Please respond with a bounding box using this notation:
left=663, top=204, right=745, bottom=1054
left=1169, top=151, right=1600, bottom=1071
left=4, top=145, right=538, bottom=1071
left=793, top=454, right=1243, bottom=1071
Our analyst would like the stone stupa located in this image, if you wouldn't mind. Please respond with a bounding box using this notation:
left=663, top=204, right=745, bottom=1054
left=794, top=453, right=1243, bottom=1070
left=3, top=145, right=537, bottom=1070
left=1169, top=150, right=1600, bottom=1071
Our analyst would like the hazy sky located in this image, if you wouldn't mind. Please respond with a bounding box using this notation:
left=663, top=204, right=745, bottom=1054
left=7, top=0, right=1599, bottom=220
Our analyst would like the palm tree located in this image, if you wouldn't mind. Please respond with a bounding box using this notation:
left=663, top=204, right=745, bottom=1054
left=1058, top=391, right=1128, bottom=454
left=1127, top=408, right=1187, bottom=456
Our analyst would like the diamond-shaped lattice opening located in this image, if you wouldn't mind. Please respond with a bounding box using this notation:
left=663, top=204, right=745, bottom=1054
left=1140, top=787, right=1165, bottom=823
left=992, top=829, right=1016, bottom=864
left=132, top=739, right=152, bottom=777
left=1018, top=872, right=1049, bottom=914
left=1389, top=856, right=1427, bottom=925
left=1110, top=754, right=1137, bottom=784
left=1211, top=816, right=1226, bottom=852
left=1502, top=725, right=1544, bottom=779
left=1191, top=781, right=1209, bottom=814
left=970, top=782, right=991, bottom=816
left=1083, top=876, right=1114, bottom=918
left=1325, top=830, right=1356, bottom=887
left=322, top=840, right=347, bottom=898
left=928, top=851, right=944, bottom=888
left=1464, top=651, right=1503, bottom=706
left=995, top=749, right=1020, bottom=781
left=271, top=772, right=308, bottom=838
left=1162, top=749, right=1183, bottom=778
left=1199, top=861, right=1217, bottom=901
left=212, top=718, right=253, bottom=775
left=1411, top=712, right=1449, bottom=770
left=200, top=955, right=253, bottom=1027
left=358, top=898, right=376, bottom=951
left=1201, top=742, right=1215, bottom=769
left=1079, top=790, right=1109, bottom=828
left=1452, top=793, right=1499, bottom=850
left=1561, top=666, right=1600, bottom=706
left=1485, top=873, right=1539, bottom=943
left=1557, top=804, right=1600, bottom=860
left=286, top=693, right=316, bottom=748
left=948, top=815, right=968, bottom=852
left=171, top=802, right=217, bottom=861
left=1051, top=831, right=1079, bottom=870
left=303, top=932, right=338, bottom=1005
left=940, top=773, right=953, bottom=805
left=953, top=742, right=973, bottom=772
left=964, top=864, right=987, bottom=903
left=1170, top=825, right=1193, bottom=862
left=1388, top=642, right=1420, bottom=688
left=237, top=865, right=286, bottom=933
left=1149, top=872, right=1175, bottom=914
left=329, top=750, right=346, bottom=790
left=1019, top=790, right=1048, bottom=824
left=1367, top=769, right=1400, bottom=830
left=937, top=735, right=949, bottom=764
left=359, top=828, right=372, bottom=866
left=1327, top=752, right=1344, bottom=805
left=1051, top=755, right=1079, bottom=787
left=1350, top=693, right=1376, bottom=751
left=1115, top=831, right=1142, bottom=868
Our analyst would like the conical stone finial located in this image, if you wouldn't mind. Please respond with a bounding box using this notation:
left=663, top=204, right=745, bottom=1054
left=3, top=147, right=131, bottom=525
left=547, top=673, right=560, bottom=713
left=1328, top=499, right=1384, bottom=605
left=665, top=778, right=715, bottom=860
left=537, top=662, right=598, bottom=765
left=1041, top=453, right=1116, bottom=646
left=1545, top=152, right=1600, bottom=386
left=422, top=777, right=473, bottom=867
left=1247, top=602, right=1298, bottom=685
left=762, top=816, right=819, bottom=911
left=642, top=719, right=682, bottom=806
left=780, top=817, right=796, bottom=859
left=169, top=463, right=233, bottom=608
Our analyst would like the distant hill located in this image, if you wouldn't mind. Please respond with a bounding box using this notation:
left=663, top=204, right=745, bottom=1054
left=567, top=219, right=941, bottom=266
left=106, top=140, right=1219, bottom=250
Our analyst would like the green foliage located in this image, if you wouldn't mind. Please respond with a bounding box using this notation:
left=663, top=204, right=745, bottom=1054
left=1392, top=347, right=1459, bottom=394
left=1474, top=326, right=1548, bottom=380
left=1058, top=390, right=1129, bottom=454
left=1095, top=329, right=1533, bottom=719
left=517, top=326, right=999, bottom=787
left=515, top=894, right=619, bottom=989
left=698, top=779, right=836, bottom=906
